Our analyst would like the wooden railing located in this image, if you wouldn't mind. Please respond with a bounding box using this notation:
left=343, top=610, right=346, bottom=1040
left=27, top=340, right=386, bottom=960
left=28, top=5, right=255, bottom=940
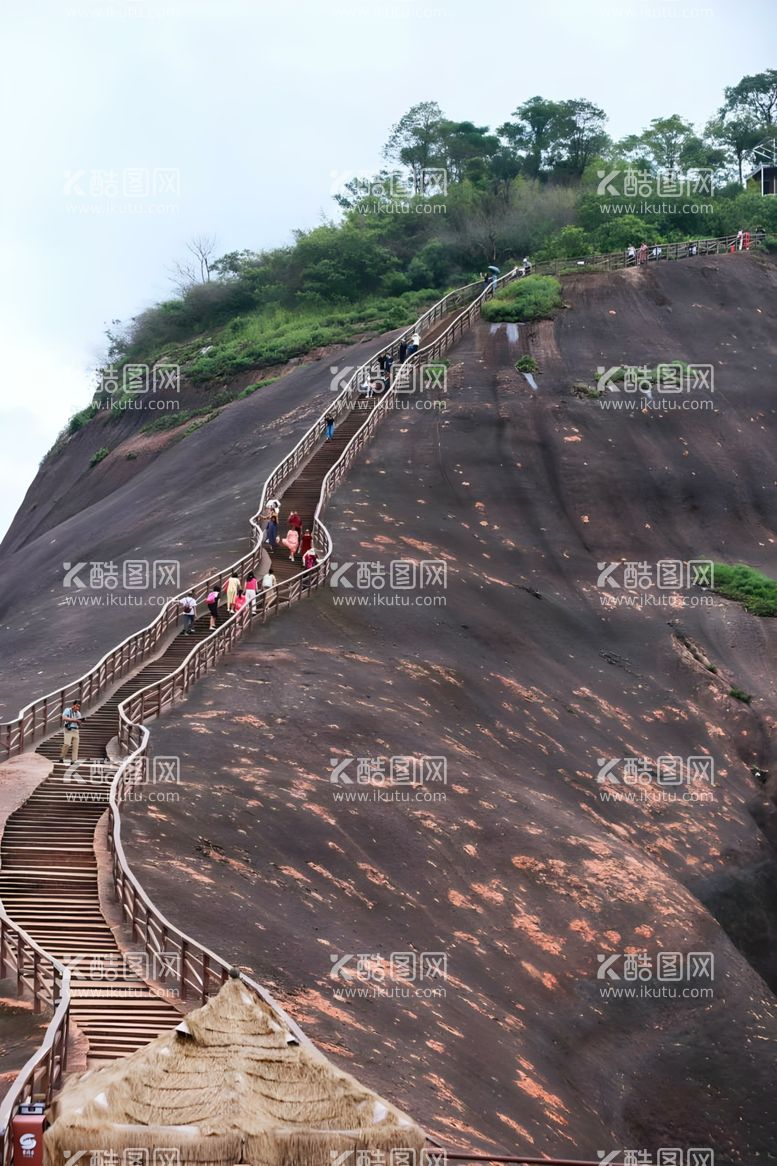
left=0, top=230, right=761, bottom=1157
left=0, top=281, right=479, bottom=764
left=101, top=273, right=499, bottom=1080
left=532, top=230, right=764, bottom=277
left=0, top=230, right=762, bottom=761
left=0, top=912, right=69, bottom=1158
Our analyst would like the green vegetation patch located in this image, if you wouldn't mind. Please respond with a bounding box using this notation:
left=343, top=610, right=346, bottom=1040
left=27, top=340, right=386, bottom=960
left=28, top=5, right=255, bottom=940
left=711, top=562, right=777, bottom=617
left=481, top=275, right=563, bottom=323
left=89, top=447, right=109, bottom=467
left=515, top=355, right=539, bottom=373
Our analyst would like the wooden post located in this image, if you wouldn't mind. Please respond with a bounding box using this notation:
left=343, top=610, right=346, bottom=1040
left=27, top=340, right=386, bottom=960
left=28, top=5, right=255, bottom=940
left=180, top=940, right=188, bottom=1001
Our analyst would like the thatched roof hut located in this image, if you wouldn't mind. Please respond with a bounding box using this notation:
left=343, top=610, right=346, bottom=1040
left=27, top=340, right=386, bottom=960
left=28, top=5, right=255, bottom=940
left=45, top=975, right=425, bottom=1166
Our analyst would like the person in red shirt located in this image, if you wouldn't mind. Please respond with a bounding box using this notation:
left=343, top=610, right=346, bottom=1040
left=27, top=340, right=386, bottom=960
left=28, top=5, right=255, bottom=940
left=288, top=510, right=302, bottom=537
left=299, top=528, right=313, bottom=559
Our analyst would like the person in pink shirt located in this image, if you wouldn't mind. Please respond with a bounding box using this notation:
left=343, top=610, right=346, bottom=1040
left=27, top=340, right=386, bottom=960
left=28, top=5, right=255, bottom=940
left=282, top=528, right=299, bottom=561
left=233, top=588, right=247, bottom=614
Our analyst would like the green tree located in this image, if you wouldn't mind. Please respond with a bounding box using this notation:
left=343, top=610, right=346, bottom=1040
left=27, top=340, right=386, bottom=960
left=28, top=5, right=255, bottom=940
left=723, top=70, right=777, bottom=127
left=436, top=120, right=500, bottom=181
left=383, top=102, right=445, bottom=183
left=549, top=99, right=609, bottom=178
left=706, top=115, right=765, bottom=185
left=499, top=96, right=564, bottom=177
left=634, top=115, right=699, bottom=175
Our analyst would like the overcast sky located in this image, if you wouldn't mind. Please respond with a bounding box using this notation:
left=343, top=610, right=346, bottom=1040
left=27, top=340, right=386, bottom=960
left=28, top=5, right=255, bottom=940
left=1, top=0, right=775, bottom=540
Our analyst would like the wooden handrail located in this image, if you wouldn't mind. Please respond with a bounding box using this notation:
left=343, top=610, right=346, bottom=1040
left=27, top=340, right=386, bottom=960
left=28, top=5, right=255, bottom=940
left=0, top=231, right=761, bottom=759
left=0, top=230, right=762, bottom=1159
left=0, top=911, right=69, bottom=1155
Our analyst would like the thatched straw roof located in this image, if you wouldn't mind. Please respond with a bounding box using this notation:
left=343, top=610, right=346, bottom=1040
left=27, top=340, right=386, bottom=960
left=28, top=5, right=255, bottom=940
left=45, top=975, right=425, bottom=1166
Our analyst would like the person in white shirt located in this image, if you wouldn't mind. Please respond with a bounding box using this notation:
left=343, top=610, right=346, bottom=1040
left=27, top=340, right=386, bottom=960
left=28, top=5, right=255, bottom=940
left=262, top=570, right=277, bottom=612
left=179, top=593, right=197, bottom=634
left=60, top=700, right=84, bottom=765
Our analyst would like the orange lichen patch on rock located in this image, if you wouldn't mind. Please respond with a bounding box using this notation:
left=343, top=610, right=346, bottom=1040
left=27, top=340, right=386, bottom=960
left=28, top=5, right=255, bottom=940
left=409, top=812, right=448, bottom=834
left=520, top=961, right=559, bottom=990
left=569, top=918, right=596, bottom=943
left=357, top=863, right=394, bottom=890
left=482, top=572, right=515, bottom=590
left=497, top=1113, right=532, bottom=1141
left=398, top=536, right=446, bottom=557
left=572, top=686, right=636, bottom=729
left=452, top=931, right=486, bottom=951
left=511, top=855, right=566, bottom=880
left=564, top=434, right=582, bottom=443
left=514, top=1069, right=570, bottom=1119
left=425, top=1073, right=466, bottom=1114
left=511, top=913, right=564, bottom=955
left=284, top=987, right=363, bottom=1030
left=306, top=863, right=377, bottom=910
left=472, top=880, right=505, bottom=904
left=438, top=1021, right=465, bottom=1039
left=232, top=714, right=264, bottom=727
left=448, top=888, right=483, bottom=912
left=279, top=865, right=310, bottom=883
left=302, top=802, right=338, bottom=827
left=463, top=843, right=477, bottom=857
left=494, top=675, right=554, bottom=713
left=166, top=859, right=215, bottom=886
left=634, top=924, right=654, bottom=938
left=426, top=1039, right=445, bottom=1054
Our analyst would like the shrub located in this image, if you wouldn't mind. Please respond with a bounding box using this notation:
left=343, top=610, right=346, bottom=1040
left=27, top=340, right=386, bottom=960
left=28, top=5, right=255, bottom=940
left=515, top=355, right=539, bottom=373
left=67, top=403, right=99, bottom=435
left=729, top=687, right=753, bottom=704
left=481, top=275, right=563, bottom=323
left=710, top=562, right=777, bottom=617
left=89, top=447, right=109, bottom=467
